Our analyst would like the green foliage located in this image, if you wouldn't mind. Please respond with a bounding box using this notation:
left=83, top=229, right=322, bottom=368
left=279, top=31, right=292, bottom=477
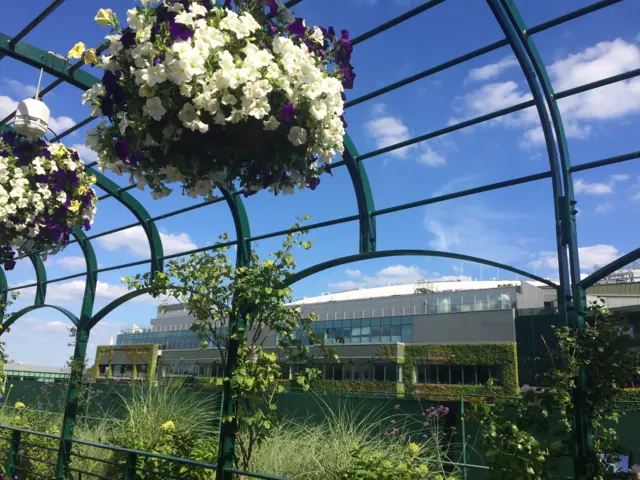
left=404, top=343, right=519, bottom=396
left=311, top=380, right=399, bottom=396
left=473, top=301, right=640, bottom=480
left=124, top=216, right=333, bottom=469
left=338, top=443, right=456, bottom=480
left=122, top=344, right=159, bottom=385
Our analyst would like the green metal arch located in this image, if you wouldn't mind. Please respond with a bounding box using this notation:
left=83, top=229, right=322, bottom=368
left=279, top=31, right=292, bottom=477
left=343, top=134, right=376, bottom=254
left=1, top=304, right=80, bottom=331
left=28, top=254, right=47, bottom=306
left=580, top=247, right=640, bottom=290
left=219, top=184, right=251, bottom=268
left=74, top=229, right=98, bottom=327
left=284, top=249, right=558, bottom=288
left=90, top=169, right=164, bottom=277
left=0, top=268, right=7, bottom=320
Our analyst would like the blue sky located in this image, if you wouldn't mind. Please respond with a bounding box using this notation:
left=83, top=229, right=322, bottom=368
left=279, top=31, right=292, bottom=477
left=1, top=0, right=639, bottom=366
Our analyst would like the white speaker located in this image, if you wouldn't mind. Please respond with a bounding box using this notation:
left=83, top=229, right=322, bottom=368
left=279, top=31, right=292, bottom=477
left=14, top=98, right=50, bottom=138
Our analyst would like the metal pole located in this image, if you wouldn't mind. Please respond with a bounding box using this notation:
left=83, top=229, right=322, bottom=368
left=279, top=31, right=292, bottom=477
left=460, top=393, right=467, bottom=480
left=56, top=326, right=90, bottom=478
left=5, top=429, right=21, bottom=477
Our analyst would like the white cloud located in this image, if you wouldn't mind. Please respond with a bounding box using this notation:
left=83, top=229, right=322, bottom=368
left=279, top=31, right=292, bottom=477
left=574, top=178, right=613, bottom=195
left=1, top=79, right=37, bottom=98
left=55, top=256, right=87, bottom=271
left=451, top=38, right=640, bottom=149
left=418, top=146, right=446, bottom=167
left=22, top=317, right=69, bottom=334
left=465, top=56, right=518, bottom=83
left=98, top=226, right=197, bottom=258
left=573, top=174, right=630, bottom=195
left=69, top=144, right=98, bottom=163
left=364, top=104, right=446, bottom=166
left=529, top=244, right=620, bottom=271
left=594, top=202, right=613, bottom=214
left=328, top=265, right=425, bottom=291
left=15, top=278, right=162, bottom=305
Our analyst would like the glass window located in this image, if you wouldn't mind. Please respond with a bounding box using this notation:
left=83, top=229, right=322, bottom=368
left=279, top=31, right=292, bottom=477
left=391, top=317, right=402, bottom=325
left=386, top=365, right=398, bottom=382
left=450, top=365, right=463, bottom=385
left=427, top=365, right=438, bottom=384
left=418, top=367, right=426, bottom=383
left=426, top=299, right=437, bottom=314
left=381, top=325, right=391, bottom=342
left=463, top=366, right=476, bottom=385
left=374, top=364, right=385, bottom=381
left=401, top=324, right=412, bottom=342
left=487, top=291, right=501, bottom=310
left=324, top=364, right=333, bottom=380
left=381, top=317, right=391, bottom=326
left=461, top=294, right=474, bottom=312
left=437, top=295, right=451, bottom=313
left=371, top=322, right=381, bottom=343
left=334, top=364, right=344, bottom=381
left=438, top=365, right=449, bottom=384
left=353, top=364, right=370, bottom=381
left=402, top=316, right=412, bottom=325
left=391, top=325, right=402, bottom=342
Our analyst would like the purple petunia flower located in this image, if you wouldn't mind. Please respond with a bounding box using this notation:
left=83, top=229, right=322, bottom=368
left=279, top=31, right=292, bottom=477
left=1, top=130, right=17, bottom=146
left=287, top=18, right=306, bottom=37
left=83, top=219, right=92, bottom=231
left=223, top=0, right=233, bottom=9
left=41, top=146, right=51, bottom=159
left=264, top=0, right=278, bottom=17
left=279, top=103, right=296, bottom=123
left=112, top=85, right=126, bottom=105
left=340, top=65, right=356, bottom=89
left=100, top=96, right=114, bottom=117
left=114, top=138, right=130, bottom=160
left=0, top=149, right=8, bottom=158
left=170, top=19, right=193, bottom=40
left=120, top=28, right=136, bottom=48
left=309, top=177, right=320, bottom=190
left=335, top=39, right=353, bottom=66
left=154, top=54, right=165, bottom=66
left=128, top=149, right=145, bottom=166
left=102, top=71, right=121, bottom=96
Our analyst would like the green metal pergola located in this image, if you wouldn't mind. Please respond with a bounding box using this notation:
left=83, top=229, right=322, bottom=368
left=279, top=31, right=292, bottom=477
left=0, top=0, right=639, bottom=478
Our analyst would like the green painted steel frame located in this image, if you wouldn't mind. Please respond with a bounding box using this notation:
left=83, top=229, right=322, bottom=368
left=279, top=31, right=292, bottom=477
left=0, top=1, right=639, bottom=478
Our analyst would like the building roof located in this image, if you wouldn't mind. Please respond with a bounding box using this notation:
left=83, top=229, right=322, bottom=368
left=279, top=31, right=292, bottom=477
left=289, top=280, right=525, bottom=306
left=4, top=363, right=71, bottom=375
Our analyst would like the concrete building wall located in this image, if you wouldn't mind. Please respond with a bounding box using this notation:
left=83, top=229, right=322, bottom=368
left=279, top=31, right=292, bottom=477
left=518, top=282, right=546, bottom=309
left=412, top=309, right=516, bottom=344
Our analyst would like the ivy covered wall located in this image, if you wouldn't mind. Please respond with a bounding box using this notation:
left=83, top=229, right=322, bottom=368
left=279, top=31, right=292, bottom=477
left=403, top=343, right=519, bottom=397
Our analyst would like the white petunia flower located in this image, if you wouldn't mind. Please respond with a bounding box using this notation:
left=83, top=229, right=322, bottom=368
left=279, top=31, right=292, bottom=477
left=144, top=97, right=167, bottom=121
left=288, top=126, right=308, bottom=146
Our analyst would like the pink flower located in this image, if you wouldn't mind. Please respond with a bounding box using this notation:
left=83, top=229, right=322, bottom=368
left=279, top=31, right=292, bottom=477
left=394, top=404, right=400, bottom=409
left=391, top=420, right=396, bottom=424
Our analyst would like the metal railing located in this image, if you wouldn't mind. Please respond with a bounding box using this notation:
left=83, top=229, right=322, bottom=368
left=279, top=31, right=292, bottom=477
left=0, top=425, right=293, bottom=480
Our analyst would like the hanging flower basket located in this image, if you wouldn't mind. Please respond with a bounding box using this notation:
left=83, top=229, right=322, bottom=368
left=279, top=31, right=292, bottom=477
left=0, top=131, right=98, bottom=270
left=79, top=0, right=355, bottom=199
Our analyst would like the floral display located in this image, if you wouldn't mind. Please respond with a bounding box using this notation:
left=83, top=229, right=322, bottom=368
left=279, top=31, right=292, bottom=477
left=0, top=131, right=97, bottom=270
left=79, top=0, right=355, bottom=199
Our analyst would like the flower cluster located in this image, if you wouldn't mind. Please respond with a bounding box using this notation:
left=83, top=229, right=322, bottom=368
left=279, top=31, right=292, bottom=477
left=79, top=0, right=355, bottom=199
left=0, top=132, right=97, bottom=270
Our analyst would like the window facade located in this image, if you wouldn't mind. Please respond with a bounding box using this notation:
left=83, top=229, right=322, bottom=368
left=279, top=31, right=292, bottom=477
left=314, top=363, right=398, bottom=382
left=116, top=329, right=226, bottom=350
left=416, top=364, right=502, bottom=386
left=289, top=316, right=413, bottom=345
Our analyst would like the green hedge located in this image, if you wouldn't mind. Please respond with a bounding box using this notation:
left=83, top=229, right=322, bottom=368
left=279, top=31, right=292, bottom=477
left=403, top=343, right=519, bottom=396
left=309, top=380, right=399, bottom=397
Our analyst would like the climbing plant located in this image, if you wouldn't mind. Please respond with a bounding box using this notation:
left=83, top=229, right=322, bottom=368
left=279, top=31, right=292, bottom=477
left=124, top=216, right=335, bottom=470
left=473, top=300, right=640, bottom=480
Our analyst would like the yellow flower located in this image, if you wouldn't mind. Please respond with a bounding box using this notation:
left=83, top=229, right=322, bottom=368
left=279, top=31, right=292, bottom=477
left=14, top=402, right=25, bottom=409
left=68, top=200, right=82, bottom=213
left=84, top=48, right=98, bottom=65
left=68, top=42, right=86, bottom=59
left=95, top=8, right=113, bottom=27
left=78, top=185, right=89, bottom=196
left=160, top=420, right=175, bottom=432
left=407, top=442, right=421, bottom=455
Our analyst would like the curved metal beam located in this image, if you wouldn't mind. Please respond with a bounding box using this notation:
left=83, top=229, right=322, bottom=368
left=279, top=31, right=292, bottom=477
left=485, top=0, right=572, bottom=320
left=580, top=247, right=640, bottom=290
left=343, top=134, right=376, bottom=254
left=284, top=249, right=557, bottom=288
left=90, top=168, right=164, bottom=276
left=0, top=32, right=99, bottom=91
left=1, top=304, right=80, bottom=332
left=87, top=288, right=155, bottom=331
left=219, top=184, right=251, bottom=268
left=73, top=229, right=98, bottom=326
left=28, top=254, right=47, bottom=306
left=0, top=268, right=7, bottom=320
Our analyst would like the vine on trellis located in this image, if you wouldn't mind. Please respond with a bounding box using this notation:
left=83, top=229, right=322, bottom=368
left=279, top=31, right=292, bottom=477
left=473, top=300, right=640, bottom=480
